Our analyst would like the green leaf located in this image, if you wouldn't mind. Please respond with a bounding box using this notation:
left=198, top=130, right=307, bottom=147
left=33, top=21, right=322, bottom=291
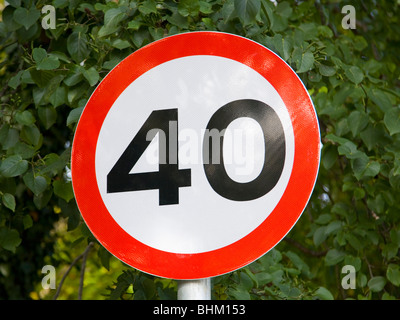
left=32, top=48, right=47, bottom=63
left=315, top=213, right=332, bottom=225
left=98, top=245, right=112, bottom=270
left=21, top=125, right=41, bottom=147
left=272, top=34, right=293, bottom=61
left=349, top=152, right=372, bottom=179
left=32, top=87, right=46, bottom=106
left=338, top=141, right=363, bottom=160
left=0, top=126, right=19, bottom=150
left=314, top=287, right=334, bottom=300
left=348, top=110, right=369, bottom=137
left=170, top=15, right=189, bottom=30
left=39, top=151, right=70, bottom=177
left=2, top=193, right=16, bottom=212
left=7, top=0, right=21, bottom=8
left=42, top=74, right=65, bottom=102
left=50, top=51, right=71, bottom=64
left=82, top=67, right=99, bottom=86
left=8, top=70, right=23, bottom=89
left=58, top=198, right=80, bottom=230
left=132, top=29, right=151, bottom=48
left=384, top=107, right=400, bottom=136
left=112, top=39, right=131, bottom=50
left=234, top=0, right=260, bottom=25
left=98, top=7, right=126, bottom=37
left=345, top=66, right=364, bottom=85
left=103, top=58, right=122, bottom=70
left=322, top=144, right=338, bottom=169
left=178, top=0, right=200, bottom=17
left=0, top=155, right=28, bottom=178
left=23, top=172, right=48, bottom=196
left=353, top=36, right=368, bottom=51
left=228, top=286, right=251, bottom=300
left=344, top=256, right=362, bottom=271
left=67, top=31, right=90, bottom=63
left=238, top=272, right=253, bottom=291
left=13, top=7, right=40, bottom=30
left=2, top=6, right=22, bottom=32
left=66, top=106, right=84, bottom=126
left=317, top=25, right=333, bottom=38
left=38, top=106, right=58, bottom=129
left=313, top=226, right=327, bottom=246
left=29, top=69, right=55, bottom=88
left=352, top=157, right=380, bottom=180
left=325, top=221, right=343, bottom=235
left=138, top=0, right=157, bottom=15
left=67, top=86, right=86, bottom=105
left=345, top=234, right=363, bottom=251
left=127, top=20, right=142, bottom=31
left=9, top=142, right=35, bottom=160
left=368, top=88, right=392, bottom=112
left=276, top=1, right=293, bottom=18
left=33, top=189, right=53, bottom=210
left=261, top=0, right=274, bottom=28
left=319, top=63, right=336, bottom=77
left=53, top=179, right=74, bottom=202
left=367, top=193, right=385, bottom=214
left=353, top=187, right=365, bottom=200
left=360, top=124, right=386, bottom=151
left=294, top=49, right=314, bottom=73
left=16, top=19, right=38, bottom=43
left=0, top=228, right=22, bottom=253
left=382, top=243, right=398, bottom=260
left=387, top=264, right=400, bottom=286
left=325, top=249, right=345, bottom=266
left=199, top=1, right=213, bottom=14
left=382, top=292, right=396, bottom=300
left=325, top=133, right=351, bottom=145
left=368, top=276, right=386, bottom=292
left=37, top=56, right=60, bottom=71
left=15, top=110, right=35, bottom=126
left=23, top=215, right=33, bottom=230
left=142, top=278, right=156, bottom=299
left=64, top=66, right=84, bottom=86
left=284, top=251, right=310, bottom=275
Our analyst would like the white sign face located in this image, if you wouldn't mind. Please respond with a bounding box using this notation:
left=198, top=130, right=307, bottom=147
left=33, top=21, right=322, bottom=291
left=95, top=55, right=295, bottom=254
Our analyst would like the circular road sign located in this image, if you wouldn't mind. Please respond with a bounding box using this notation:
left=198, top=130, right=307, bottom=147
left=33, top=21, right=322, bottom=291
left=71, top=31, right=321, bottom=280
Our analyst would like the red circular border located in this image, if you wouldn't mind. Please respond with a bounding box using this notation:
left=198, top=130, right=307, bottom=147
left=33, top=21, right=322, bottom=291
left=71, top=32, right=320, bottom=279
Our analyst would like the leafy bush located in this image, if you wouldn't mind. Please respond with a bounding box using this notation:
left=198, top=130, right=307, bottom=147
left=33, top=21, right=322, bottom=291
left=0, top=0, right=399, bottom=300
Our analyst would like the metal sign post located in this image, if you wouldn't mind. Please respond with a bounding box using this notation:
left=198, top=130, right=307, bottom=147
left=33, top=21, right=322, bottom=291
left=177, top=278, right=211, bottom=300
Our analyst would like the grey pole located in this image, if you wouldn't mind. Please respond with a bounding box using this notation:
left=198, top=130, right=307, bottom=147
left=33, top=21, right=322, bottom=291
left=177, top=278, right=211, bottom=300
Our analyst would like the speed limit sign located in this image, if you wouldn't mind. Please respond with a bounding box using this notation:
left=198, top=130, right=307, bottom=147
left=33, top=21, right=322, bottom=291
left=71, top=32, right=321, bottom=279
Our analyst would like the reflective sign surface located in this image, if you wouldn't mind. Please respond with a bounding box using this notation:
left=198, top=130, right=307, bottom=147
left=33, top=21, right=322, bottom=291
left=71, top=32, right=321, bottom=279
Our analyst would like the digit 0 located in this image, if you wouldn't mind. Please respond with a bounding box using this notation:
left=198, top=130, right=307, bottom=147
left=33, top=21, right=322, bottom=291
left=203, top=99, right=286, bottom=201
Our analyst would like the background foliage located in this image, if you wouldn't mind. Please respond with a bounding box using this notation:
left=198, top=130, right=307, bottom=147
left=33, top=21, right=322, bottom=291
left=0, top=0, right=399, bottom=300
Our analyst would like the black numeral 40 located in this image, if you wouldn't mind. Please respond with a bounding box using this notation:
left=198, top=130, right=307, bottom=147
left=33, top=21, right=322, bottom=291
left=107, top=99, right=285, bottom=205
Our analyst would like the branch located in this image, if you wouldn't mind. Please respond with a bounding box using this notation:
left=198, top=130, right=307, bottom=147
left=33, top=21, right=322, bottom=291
left=53, top=242, right=94, bottom=300
left=78, top=242, right=94, bottom=300
left=284, top=237, right=327, bottom=257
